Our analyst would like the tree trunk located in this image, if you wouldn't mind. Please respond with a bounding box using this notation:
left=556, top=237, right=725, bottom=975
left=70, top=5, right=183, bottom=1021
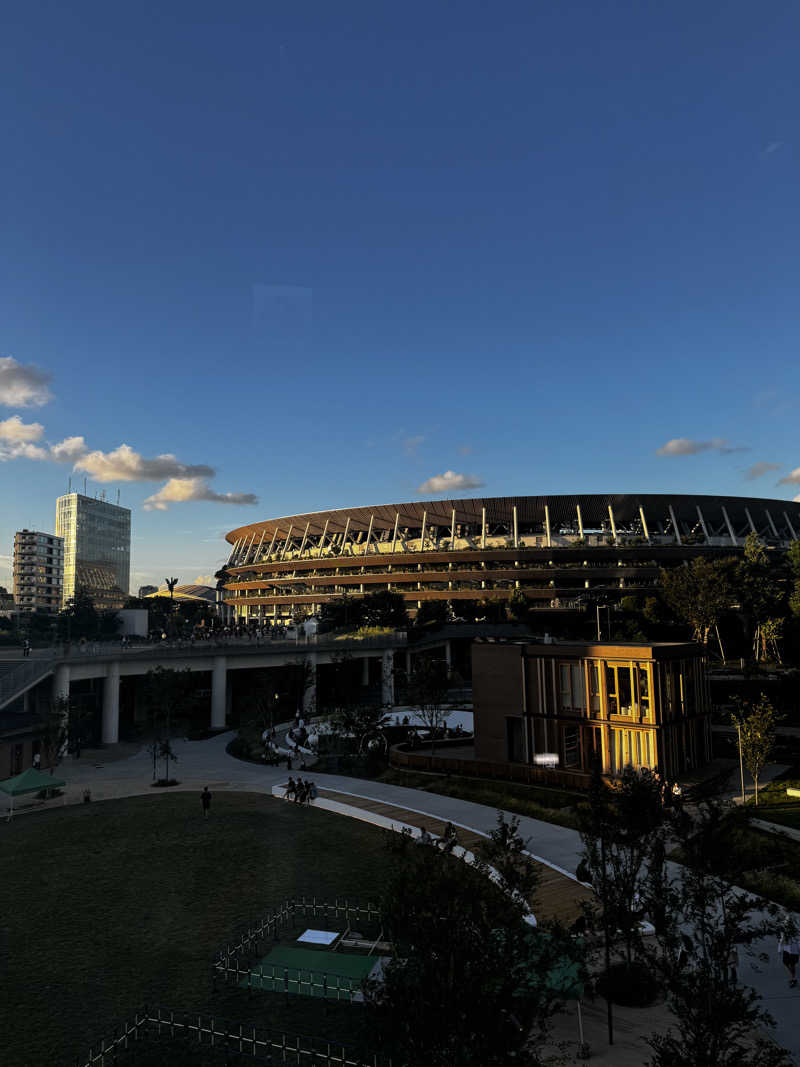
left=715, top=625, right=726, bottom=663
left=754, top=773, right=759, bottom=806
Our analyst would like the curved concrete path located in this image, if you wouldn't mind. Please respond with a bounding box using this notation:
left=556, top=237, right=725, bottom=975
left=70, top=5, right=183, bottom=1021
left=9, top=731, right=800, bottom=1065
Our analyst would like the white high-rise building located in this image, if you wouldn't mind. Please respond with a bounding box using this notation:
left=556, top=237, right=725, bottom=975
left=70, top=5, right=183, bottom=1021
left=13, top=530, right=64, bottom=613
left=55, top=493, right=131, bottom=610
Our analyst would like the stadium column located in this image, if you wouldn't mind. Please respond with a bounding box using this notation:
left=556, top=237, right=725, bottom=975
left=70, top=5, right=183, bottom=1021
left=102, top=660, right=120, bottom=744
left=381, top=649, right=395, bottom=706
left=211, top=656, right=227, bottom=729
left=362, top=657, right=370, bottom=686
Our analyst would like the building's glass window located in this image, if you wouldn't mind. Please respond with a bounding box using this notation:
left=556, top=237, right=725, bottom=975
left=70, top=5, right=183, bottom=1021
left=559, top=662, right=586, bottom=711
left=606, top=663, right=634, bottom=715
left=589, top=663, right=601, bottom=711
left=637, top=665, right=651, bottom=717
left=563, top=726, right=580, bottom=767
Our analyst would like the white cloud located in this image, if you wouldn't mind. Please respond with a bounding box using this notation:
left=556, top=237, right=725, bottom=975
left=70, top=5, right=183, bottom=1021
left=795, top=494, right=800, bottom=503
left=779, top=468, right=800, bottom=486
left=194, top=574, right=215, bottom=585
left=143, top=477, right=258, bottom=511
left=0, top=357, right=53, bottom=407
left=745, top=461, right=781, bottom=480
left=0, top=415, right=45, bottom=443
left=417, top=470, right=485, bottom=494
left=75, top=443, right=215, bottom=483
left=50, top=435, right=88, bottom=462
left=656, top=437, right=746, bottom=456
left=764, top=141, right=785, bottom=155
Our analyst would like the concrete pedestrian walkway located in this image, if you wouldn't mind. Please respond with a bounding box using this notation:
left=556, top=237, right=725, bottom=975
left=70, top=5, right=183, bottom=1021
left=8, top=730, right=800, bottom=1065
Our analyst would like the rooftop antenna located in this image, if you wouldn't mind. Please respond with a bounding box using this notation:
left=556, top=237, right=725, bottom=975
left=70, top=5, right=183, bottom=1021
left=68, top=476, right=72, bottom=493
left=83, top=478, right=87, bottom=495
left=116, top=488, right=120, bottom=505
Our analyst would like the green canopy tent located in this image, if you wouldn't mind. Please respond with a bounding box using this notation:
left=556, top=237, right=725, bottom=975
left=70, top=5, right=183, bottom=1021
left=0, top=767, right=67, bottom=819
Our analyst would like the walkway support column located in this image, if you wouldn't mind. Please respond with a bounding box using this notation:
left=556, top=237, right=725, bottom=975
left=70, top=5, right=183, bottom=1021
left=303, top=654, right=317, bottom=717
left=362, top=657, right=370, bottom=686
left=52, top=663, right=70, bottom=706
left=381, top=650, right=395, bottom=707
left=102, top=661, right=120, bottom=744
left=211, top=656, right=227, bottom=729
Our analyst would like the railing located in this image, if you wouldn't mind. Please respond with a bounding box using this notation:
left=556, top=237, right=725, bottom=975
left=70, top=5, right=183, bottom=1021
left=76, top=1004, right=391, bottom=1066
left=212, top=897, right=383, bottom=996
left=0, top=653, right=57, bottom=709
left=390, top=743, right=592, bottom=790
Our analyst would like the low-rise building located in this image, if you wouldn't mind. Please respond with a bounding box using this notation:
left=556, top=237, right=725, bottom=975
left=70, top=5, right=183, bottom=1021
left=13, top=530, right=64, bottom=613
left=472, top=638, right=711, bottom=780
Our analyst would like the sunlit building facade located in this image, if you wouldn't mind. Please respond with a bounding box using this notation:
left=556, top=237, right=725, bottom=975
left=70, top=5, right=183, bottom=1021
left=12, top=530, right=64, bottom=613
left=472, top=638, right=711, bottom=780
left=221, top=494, right=800, bottom=624
left=55, top=492, right=131, bottom=611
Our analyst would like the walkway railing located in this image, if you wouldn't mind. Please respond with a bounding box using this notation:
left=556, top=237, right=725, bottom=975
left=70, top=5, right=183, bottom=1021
left=76, top=1004, right=391, bottom=1066
left=0, top=653, right=57, bottom=709
left=53, top=632, right=407, bottom=663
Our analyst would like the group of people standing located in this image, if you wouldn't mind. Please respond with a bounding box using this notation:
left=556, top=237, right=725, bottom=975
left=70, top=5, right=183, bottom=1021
left=285, top=777, right=317, bottom=805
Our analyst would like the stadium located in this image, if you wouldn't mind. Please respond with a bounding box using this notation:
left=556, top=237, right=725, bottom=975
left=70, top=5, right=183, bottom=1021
left=221, top=494, right=800, bottom=624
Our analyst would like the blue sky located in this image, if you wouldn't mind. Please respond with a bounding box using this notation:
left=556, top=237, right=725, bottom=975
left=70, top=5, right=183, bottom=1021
left=2, top=1, right=799, bottom=591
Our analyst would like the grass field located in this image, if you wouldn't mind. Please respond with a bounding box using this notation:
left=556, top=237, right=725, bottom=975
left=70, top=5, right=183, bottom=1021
left=0, top=793, right=394, bottom=1067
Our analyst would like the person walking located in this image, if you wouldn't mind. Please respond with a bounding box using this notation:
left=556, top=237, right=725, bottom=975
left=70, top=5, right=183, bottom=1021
left=201, top=786, right=212, bottom=818
left=779, top=927, right=800, bottom=987
left=23, top=639, right=31, bottom=658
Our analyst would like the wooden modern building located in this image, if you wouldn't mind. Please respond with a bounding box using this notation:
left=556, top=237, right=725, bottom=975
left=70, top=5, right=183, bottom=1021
left=472, top=638, right=711, bottom=780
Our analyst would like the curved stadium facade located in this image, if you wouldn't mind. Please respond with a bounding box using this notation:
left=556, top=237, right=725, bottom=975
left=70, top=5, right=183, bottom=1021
left=222, top=494, right=800, bottom=624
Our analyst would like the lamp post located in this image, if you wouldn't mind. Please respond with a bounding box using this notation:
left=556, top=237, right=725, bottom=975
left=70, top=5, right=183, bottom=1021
left=735, top=720, right=746, bottom=804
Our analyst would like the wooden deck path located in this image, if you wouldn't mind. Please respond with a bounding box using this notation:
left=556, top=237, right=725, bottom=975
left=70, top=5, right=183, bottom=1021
left=315, top=787, right=593, bottom=926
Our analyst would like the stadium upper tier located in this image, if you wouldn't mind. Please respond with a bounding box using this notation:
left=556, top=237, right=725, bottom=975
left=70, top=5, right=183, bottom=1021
left=221, top=494, right=800, bottom=621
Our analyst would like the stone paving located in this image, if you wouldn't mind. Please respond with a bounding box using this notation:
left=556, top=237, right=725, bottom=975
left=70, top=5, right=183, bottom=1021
left=5, top=730, right=800, bottom=1064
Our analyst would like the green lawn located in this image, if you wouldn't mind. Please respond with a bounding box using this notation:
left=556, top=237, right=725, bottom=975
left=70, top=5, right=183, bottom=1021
left=375, top=768, right=582, bottom=829
left=747, top=776, right=800, bottom=832
left=0, top=793, right=394, bottom=1067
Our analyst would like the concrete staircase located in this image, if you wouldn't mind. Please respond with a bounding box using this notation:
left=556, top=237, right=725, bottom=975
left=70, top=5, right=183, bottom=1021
left=0, top=656, right=56, bottom=710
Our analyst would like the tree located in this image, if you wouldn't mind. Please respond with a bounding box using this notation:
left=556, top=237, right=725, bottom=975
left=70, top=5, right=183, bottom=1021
left=164, top=577, right=179, bottom=604
left=645, top=795, right=791, bottom=1067
left=731, top=694, right=781, bottom=806
left=506, top=588, right=530, bottom=623
left=58, top=591, right=121, bottom=642
left=145, top=666, right=193, bottom=737
left=736, top=535, right=784, bottom=662
left=660, top=558, right=733, bottom=658
left=479, top=811, right=539, bottom=911
left=407, top=657, right=451, bottom=753
left=579, top=764, right=666, bottom=967
left=361, top=589, right=409, bottom=629
left=366, top=828, right=581, bottom=1066
left=319, top=594, right=366, bottom=631
left=40, top=698, right=68, bottom=772
left=157, top=738, right=178, bottom=783
left=413, top=599, right=451, bottom=630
